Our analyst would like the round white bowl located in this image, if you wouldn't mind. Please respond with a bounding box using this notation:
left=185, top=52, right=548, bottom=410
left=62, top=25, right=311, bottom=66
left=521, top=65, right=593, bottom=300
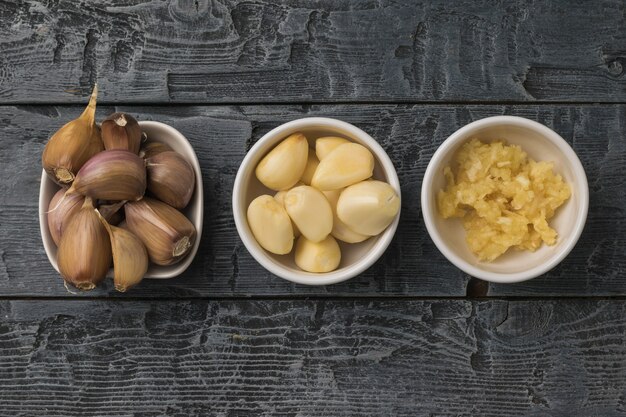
left=39, top=121, right=204, bottom=279
left=233, top=117, right=401, bottom=286
left=421, top=115, right=588, bottom=283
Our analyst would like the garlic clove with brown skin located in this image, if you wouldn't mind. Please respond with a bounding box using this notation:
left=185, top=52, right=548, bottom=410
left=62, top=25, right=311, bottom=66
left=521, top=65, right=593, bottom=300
left=139, top=141, right=173, bottom=160
left=101, top=112, right=143, bottom=154
left=146, top=151, right=195, bottom=209
left=69, top=149, right=146, bottom=201
left=124, top=198, right=196, bottom=265
left=42, top=85, right=104, bottom=185
left=96, top=211, right=148, bottom=292
left=47, top=187, right=85, bottom=246
left=57, top=197, right=112, bottom=291
left=98, top=200, right=126, bottom=226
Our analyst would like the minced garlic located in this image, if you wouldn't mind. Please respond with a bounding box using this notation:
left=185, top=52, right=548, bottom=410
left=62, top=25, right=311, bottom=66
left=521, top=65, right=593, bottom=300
left=437, top=139, right=571, bottom=262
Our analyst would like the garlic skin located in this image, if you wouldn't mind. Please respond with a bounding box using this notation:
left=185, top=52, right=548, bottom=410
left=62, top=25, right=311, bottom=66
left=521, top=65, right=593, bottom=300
left=315, top=137, right=349, bottom=160
left=101, top=112, right=142, bottom=154
left=247, top=195, right=294, bottom=255
left=300, top=152, right=320, bottom=185
left=98, top=200, right=126, bottom=226
left=47, top=187, right=85, bottom=246
left=256, top=133, right=308, bottom=190
left=323, top=190, right=369, bottom=244
left=146, top=151, right=195, bottom=209
left=294, top=235, right=341, bottom=273
left=284, top=185, right=333, bottom=243
left=311, top=143, right=374, bottom=191
left=97, top=212, right=148, bottom=292
left=42, top=85, right=104, bottom=185
left=337, top=180, right=400, bottom=236
left=139, top=141, right=173, bottom=160
left=274, top=189, right=301, bottom=238
left=124, top=198, right=196, bottom=265
left=57, top=197, right=112, bottom=290
left=70, top=150, right=146, bottom=201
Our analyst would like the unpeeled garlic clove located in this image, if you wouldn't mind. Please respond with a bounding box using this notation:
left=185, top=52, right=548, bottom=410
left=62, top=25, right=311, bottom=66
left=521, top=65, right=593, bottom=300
left=124, top=198, right=196, bottom=265
left=315, top=136, right=349, bottom=160
left=69, top=150, right=146, bottom=201
left=300, top=152, right=320, bottom=185
left=337, top=180, right=400, bottom=236
left=146, top=151, right=195, bottom=209
left=255, top=133, right=308, bottom=190
left=274, top=190, right=301, bottom=237
left=47, top=187, right=85, bottom=246
left=101, top=112, right=142, bottom=154
left=97, top=212, right=148, bottom=292
left=247, top=195, right=294, bottom=255
left=284, top=185, right=333, bottom=243
left=57, top=197, right=112, bottom=290
left=311, top=143, right=374, bottom=191
left=295, top=235, right=341, bottom=273
left=42, top=85, right=104, bottom=185
left=139, top=141, right=172, bottom=160
left=323, top=190, right=369, bottom=243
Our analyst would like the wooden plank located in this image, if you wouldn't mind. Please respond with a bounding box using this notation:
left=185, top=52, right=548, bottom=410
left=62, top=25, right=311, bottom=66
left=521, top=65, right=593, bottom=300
left=1, top=104, right=624, bottom=297
left=0, top=0, right=624, bottom=103
left=0, top=299, right=625, bottom=416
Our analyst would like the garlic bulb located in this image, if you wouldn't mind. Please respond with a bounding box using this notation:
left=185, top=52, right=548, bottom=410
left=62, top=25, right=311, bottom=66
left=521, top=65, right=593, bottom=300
left=97, top=212, right=148, bottom=292
left=255, top=133, right=308, bottom=190
left=42, top=85, right=104, bottom=185
left=337, top=180, right=400, bottom=236
left=125, top=198, right=196, bottom=265
left=315, top=136, right=349, bottom=160
left=146, top=151, right=195, bottom=209
left=57, top=197, right=112, bottom=290
left=283, top=185, right=333, bottom=243
left=294, top=235, right=341, bottom=273
left=311, top=143, right=374, bottom=191
left=47, top=187, right=85, bottom=246
left=139, top=141, right=172, bottom=160
left=101, top=112, right=142, bottom=154
left=69, top=150, right=146, bottom=201
left=247, top=195, right=294, bottom=255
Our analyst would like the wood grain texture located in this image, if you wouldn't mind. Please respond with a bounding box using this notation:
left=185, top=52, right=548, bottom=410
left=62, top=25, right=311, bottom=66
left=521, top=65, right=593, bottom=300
left=0, top=0, right=624, bottom=103
left=0, top=104, right=624, bottom=297
left=0, top=299, right=625, bottom=416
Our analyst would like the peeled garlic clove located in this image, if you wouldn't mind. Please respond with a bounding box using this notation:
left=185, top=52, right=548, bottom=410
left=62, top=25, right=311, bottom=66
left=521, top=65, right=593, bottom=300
left=323, top=190, right=369, bottom=244
left=146, top=151, right=195, bottom=209
left=42, top=85, right=104, bottom=185
left=274, top=190, right=301, bottom=238
left=315, top=136, right=349, bottom=160
left=69, top=150, right=146, bottom=201
left=47, top=187, right=85, bottom=246
left=284, top=185, right=333, bottom=243
left=97, top=212, right=148, bottom=292
left=300, top=152, right=320, bottom=185
left=101, top=112, right=142, bottom=154
left=337, top=180, right=400, bottom=236
left=98, top=200, right=126, bottom=226
left=295, top=235, right=341, bottom=273
left=57, top=197, right=112, bottom=290
left=311, top=143, right=374, bottom=191
left=139, top=141, right=173, bottom=159
left=256, top=133, right=308, bottom=190
left=124, top=198, right=196, bottom=265
left=247, top=195, right=294, bottom=255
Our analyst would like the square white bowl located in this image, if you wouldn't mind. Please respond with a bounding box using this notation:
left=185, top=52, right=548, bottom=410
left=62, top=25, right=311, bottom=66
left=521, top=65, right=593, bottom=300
left=39, top=121, right=204, bottom=279
left=421, top=116, right=589, bottom=283
left=232, top=117, right=401, bottom=286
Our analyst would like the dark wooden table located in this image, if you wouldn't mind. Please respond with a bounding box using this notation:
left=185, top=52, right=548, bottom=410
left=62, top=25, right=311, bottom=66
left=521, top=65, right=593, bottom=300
left=1, top=1, right=625, bottom=415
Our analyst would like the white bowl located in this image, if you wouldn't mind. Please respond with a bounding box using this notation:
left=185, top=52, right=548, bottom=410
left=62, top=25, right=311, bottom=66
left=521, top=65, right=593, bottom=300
left=232, top=117, right=401, bottom=286
left=421, top=115, right=588, bottom=283
left=39, top=121, right=204, bottom=279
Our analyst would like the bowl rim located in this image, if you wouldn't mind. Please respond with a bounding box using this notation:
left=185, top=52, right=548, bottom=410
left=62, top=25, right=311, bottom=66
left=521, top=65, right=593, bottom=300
left=232, top=117, right=401, bottom=286
left=421, top=115, right=589, bottom=284
left=39, top=120, right=204, bottom=279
